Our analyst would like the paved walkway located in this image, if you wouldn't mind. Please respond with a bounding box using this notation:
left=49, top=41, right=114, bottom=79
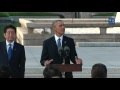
left=24, top=46, right=120, bottom=78
left=25, top=46, right=120, bottom=68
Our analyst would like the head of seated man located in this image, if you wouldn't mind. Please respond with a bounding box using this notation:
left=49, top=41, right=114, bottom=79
left=43, top=65, right=61, bottom=78
left=91, top=63, right=107, bottom=78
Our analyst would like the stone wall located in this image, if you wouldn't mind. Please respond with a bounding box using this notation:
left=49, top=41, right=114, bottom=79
left=17, top=18, right=120, bottom=46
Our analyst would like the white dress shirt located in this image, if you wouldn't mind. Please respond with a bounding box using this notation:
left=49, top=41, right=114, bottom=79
left=54, top=34, right=63, bottom=47
left=6, top=40, right=14, bottom=53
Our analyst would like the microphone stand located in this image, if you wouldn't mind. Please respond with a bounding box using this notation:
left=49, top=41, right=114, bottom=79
left=61, top=57, right=65, bottom=78
left=61, top=50, right=69, bottom=78
left=62, top=57, right=65, bottom=64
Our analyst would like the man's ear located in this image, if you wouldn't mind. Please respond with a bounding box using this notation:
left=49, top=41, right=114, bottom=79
left=52, top=27, right=55, bottom=31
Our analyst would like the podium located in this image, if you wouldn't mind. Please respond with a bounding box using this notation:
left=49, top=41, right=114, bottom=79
left=51, top=64, right=82, bottom=72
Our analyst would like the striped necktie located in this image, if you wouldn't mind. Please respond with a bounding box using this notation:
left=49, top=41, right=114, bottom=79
left=8, top=44, right=13, bottom=61
left=57, top=38, right=61, bottom=48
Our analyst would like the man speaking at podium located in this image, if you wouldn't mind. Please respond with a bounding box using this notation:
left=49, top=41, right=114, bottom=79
left=40, top=20, right=82, bottom=78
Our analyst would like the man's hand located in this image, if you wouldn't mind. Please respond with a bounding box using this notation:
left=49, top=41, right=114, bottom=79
left=75, top=56, right=83, bottom=64
left=44, top=59, right=53, bottom=66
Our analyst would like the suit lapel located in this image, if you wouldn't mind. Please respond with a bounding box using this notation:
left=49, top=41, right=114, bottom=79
left=62, top=35, right=67, bottom=48
left=2, top=41, right=9, bottom=63
left=51, top=36, right=58, bottom=48
left=11, top=42, right=17, bottom=60
left=51, top=36, right=60, bottom=56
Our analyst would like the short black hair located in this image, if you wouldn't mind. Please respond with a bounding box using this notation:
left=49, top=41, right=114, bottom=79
left=43, top=65, right=61, bottom=78
left=0, top=65, right=11, bottom=78
left=91, top=63, right=107, bottom=78
left=4, top=25, right=16, bottom=34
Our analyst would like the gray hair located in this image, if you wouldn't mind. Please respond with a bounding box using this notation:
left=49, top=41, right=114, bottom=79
left=52, top=20, right=63, bottom=28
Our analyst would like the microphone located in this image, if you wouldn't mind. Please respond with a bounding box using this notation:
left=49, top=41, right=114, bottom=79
left=58, top=47, right=64, bottom=64
left=58, top=47, right=63, bottom=57
left=64, top=46, right=70, bottom=59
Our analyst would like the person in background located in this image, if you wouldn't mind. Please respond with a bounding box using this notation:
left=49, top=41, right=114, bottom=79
left=43, top=65, right=61, bottom=78
left=0, top=25, right=26, bottom=78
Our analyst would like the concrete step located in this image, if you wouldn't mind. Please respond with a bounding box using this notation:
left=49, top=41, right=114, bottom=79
left=25, top=67, right=120, bottom=74
left=25, top=67, right=120, bottom=78
left=76, top=42, right=120, bottom=47
left=25, top=73, right=120, bottom=78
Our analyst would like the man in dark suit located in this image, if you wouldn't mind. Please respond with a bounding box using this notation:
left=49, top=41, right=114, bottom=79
left=40, top=20, right=82, bottom=78
left=0, top=25, right=26, bottom=78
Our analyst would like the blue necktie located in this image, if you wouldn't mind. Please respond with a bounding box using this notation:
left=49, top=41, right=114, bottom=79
left=57, top=38, right=61, bottom=48
left=8, top=44, right=13, bottom=61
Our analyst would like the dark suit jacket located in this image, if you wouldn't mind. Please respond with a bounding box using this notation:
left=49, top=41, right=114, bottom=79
left=40, top=35, right=77, bottom=78
left=0, top=41, right=26, bottom=78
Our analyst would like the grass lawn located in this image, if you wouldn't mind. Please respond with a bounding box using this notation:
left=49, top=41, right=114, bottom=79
left=94, top=12, right=117, bottom=16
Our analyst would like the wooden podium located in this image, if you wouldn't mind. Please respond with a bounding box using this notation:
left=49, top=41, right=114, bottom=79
left=51, top=64, right=82, bottom=72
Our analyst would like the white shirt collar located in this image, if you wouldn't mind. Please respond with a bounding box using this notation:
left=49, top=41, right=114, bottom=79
left=6, top=40, right=14, bottom=46
left=54, top=34, right=63, bottom=42
left=54, top=34, right=63, bottom=46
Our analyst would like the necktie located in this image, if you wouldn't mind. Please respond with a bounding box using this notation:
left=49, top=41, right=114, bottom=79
left=57, top=38, right=61, bottom=48
left=8, top=44, right=13, bottom=61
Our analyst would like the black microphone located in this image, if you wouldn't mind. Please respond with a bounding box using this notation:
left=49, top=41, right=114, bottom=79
left=58, top=47, right=64, bottom=64
left=58, top=47, right=63, bottom=57
left=64, top=46, right=70, bottom=59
